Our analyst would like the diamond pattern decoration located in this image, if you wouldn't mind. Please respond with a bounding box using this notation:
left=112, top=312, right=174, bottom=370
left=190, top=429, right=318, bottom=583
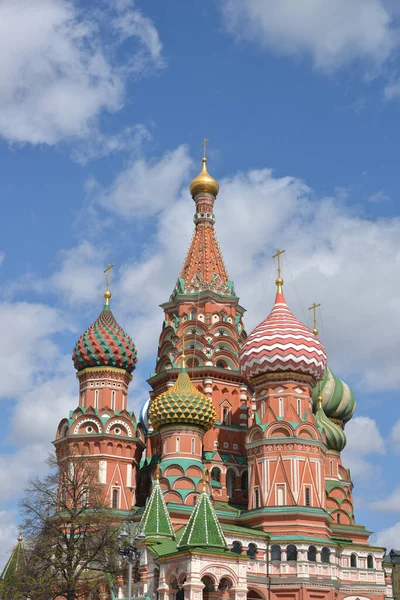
left=72, top=306, right=138, bottom=374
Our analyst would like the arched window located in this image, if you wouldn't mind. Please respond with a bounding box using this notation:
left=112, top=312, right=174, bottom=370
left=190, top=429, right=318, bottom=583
left=247, top=543, right=257, bottom=559
left=350, top=553, right=357, bottom=568
left=231, top=541, right=242, bottom=554
left=211, top=467, right=221, bottom=483
left=191, top=438, right=195, bottom=454
left=227, top=469, right=236, bottom=498
left=297, top=398, right=301, bottom=417
left=330, top=460, right=333, bottom=475
left=94, top=389, right=99, bottom=409
left=337, top=513, right=341, bottom=524
left=277, top=485, right=285, bottom=506
left=321, top=547, right=330, bottom=563
left=278, top=397, right=284, bottom=417
left=305, top=487, right=311, bottom=507
left=367, top=554, right=374, bottom=569
left=271, top=545, right=281, bottom=561
left=222, top=407, right=229, bottom=425
left=176, top=437, right=180, bottom=452
left=112, top=489, right=119, bottom=509
left=241, top=470, right=248, bottom=492
left=287, top=545, right=298, bottom=562
left=111, top=390, right=116, bottom=410
left=308, top=546, right=317, bottom=562
left=190, top=309, right=197, bottom=320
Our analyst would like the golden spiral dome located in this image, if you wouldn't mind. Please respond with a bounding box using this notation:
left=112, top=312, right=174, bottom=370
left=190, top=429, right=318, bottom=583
left=189, top=157, right=219, bottom=198
left=149, top=366, right=216, bottom=431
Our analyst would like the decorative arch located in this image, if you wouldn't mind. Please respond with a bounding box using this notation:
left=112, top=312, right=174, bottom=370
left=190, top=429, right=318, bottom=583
left=73, top=417, right=103, bottom=435
left=105, top=419, right=133, bottom=437
left=248, top=427, right=263, bottom=443
left=296, top=425, right=319, bottom=440
left=267, top=423, right=294, bottom=438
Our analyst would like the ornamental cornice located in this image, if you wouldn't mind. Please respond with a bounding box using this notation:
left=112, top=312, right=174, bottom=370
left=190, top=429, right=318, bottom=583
left=76, top=366, right=133, bottom=381
left=251, top=371, right=314, bottom=388
left=246, top=438, right=325, bottom=453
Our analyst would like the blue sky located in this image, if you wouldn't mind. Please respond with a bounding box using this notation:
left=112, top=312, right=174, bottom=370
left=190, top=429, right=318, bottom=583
left=1, top=0, right=400, bottom=566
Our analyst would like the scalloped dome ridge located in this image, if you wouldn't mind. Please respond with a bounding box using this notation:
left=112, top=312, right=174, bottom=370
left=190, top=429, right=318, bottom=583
left=312, top=367, right=355, bottom=423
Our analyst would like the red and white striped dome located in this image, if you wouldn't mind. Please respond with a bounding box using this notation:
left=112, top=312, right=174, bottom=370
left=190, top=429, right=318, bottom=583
left=240, top=290, right=327, bottom=381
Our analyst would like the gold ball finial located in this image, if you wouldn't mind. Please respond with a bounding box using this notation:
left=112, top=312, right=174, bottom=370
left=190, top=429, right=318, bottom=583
left=313, top=327, right=318, bottom=336
left=155, top=463, right=161, bottom=480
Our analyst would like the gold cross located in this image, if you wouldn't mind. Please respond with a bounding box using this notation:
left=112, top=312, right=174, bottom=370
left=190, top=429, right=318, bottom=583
left=201, top=137, right=210, bottom=159
left=104, top=263, right=114, bottom=292
left=272, top=248, right=285, bottom=280
left=308, top=302, right=321, bottom=336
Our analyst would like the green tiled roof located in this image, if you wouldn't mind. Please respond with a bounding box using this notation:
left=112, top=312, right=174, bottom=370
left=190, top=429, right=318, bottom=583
left=139, top=478, right=175, bottom=539
left=178, top=491, right=227, bottom=550
left=0, top=533, right=25, bottom=582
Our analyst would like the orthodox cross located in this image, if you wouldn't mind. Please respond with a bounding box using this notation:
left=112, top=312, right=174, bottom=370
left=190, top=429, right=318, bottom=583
left=308, top=302, right=321, bottom=336
left=201, top=137, right=210, bottom=159
left=272, top=248, right=285, bottom=281
left=104, top=263, right=114, bottom=292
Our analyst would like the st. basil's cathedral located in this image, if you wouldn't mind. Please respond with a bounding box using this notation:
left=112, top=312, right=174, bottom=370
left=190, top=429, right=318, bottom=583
left=5, top=151, right=393, bottom=600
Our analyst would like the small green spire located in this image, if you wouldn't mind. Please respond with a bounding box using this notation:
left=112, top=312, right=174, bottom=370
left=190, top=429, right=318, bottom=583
left=177, top=476, right=227, bottom=550
left=0, top=529, right=25, bottom=584
left=138, top=466, right=175, bottom=539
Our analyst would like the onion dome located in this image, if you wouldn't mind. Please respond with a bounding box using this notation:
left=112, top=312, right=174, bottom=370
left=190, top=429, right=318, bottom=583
left=240, top=287, right=327, bottom=382
left=189, top=157, right=219, bottom=198
left=315, top=395, right=346, bottom=453
left=312, top=368, right=356, bottom=423
left=139, top=397, right=151, bottom=432
left=72, top=290, right=137, bottom=374
left=149, top=355, right=216, bottom=431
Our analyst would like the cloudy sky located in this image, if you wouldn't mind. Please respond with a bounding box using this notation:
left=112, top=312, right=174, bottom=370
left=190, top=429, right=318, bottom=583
left=1, top=0, right=400, bottom=567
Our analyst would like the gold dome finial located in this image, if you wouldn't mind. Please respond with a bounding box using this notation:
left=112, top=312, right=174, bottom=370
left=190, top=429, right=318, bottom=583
left=201, top=468, right=208, bottom=491
left=189, top=138, right=219, bottom=198
left=272, top=249, right=285, bottom=293
left=308, top=302, right=321, bottom=336
left=155, top=463, right=161, bottom=480
left=18, top=525, right=23, bottom=542
left=103, top=263, right=114, bottom=307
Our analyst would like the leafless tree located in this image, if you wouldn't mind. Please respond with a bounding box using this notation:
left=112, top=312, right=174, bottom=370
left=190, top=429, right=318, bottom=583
left=13, top=451, right=123, bottom=600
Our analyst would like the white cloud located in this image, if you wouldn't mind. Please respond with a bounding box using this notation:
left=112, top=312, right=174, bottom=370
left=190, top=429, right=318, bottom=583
left=221, top=0, right=398, bottom=71
left=0, top=301, right=71, bottom=397
left=371, top=486, right=400, bottom=511
left=0, top=444, right=49, bottom=504
left=376, top=521, right=400, bottom=549
left=0, top=0, right=163, bottom=145
left=342, top=417, right=385, bottom=480
left=99, top=145, right=193, bottom=219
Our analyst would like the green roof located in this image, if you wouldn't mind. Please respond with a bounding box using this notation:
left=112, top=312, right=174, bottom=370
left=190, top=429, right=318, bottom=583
left=178, top=491, right=227, bottom=550
left=139, top=478, right=175, bottom=539
left=0, top=534, right=25, bottom=583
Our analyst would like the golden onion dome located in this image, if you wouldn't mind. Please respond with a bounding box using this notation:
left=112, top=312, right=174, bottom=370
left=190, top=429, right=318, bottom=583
left=189, top=157, right=219, bottom=198
left=149, top=364, right=216, bottom=431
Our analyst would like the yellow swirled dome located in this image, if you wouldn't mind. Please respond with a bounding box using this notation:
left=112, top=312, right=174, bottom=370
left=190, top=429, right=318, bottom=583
left=189, top=158, right=219, bottom=198
left=149, top=366, right=216, bottom=431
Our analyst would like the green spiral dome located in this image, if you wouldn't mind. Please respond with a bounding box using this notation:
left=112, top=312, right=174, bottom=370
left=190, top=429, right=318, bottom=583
left=315, top=399, right=347, bottom=452
left=149, top=367, right=216, bottom=431
left=312, top=367, right=355, bottom=423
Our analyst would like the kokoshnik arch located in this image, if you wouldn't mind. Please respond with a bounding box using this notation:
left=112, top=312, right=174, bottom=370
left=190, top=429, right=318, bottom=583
left=4, top=143, right=393, bottom=600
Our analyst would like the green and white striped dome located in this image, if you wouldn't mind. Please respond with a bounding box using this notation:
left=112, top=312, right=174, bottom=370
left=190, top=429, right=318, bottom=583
left=312, top=367, right=355, bottom=423
left=315, top=399, right=347, bottom=453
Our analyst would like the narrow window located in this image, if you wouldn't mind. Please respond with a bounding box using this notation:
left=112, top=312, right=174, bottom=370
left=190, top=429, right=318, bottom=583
left=247, top=543, right=257, bottom=559
left=271, top=545, right=281, bottom=561
left=163, top=440, right=167, bottom=454
left=241, top=471, right=248, bottom=492
left=191, top=438, right=195, bottom=454
left=297, top=398, right=301, bottom=417
left=350, top=553, right=357, bottom=568
left=330, top=460, right=333, bottom=475
left=305, top=487, right=311, bottom=507
left=287, top=545, right=298, bottom=562
left=176, top=437, right=180, bottom=452
left=321, top=547, right=330, bottom=563
left=367, top=555, right=374, bottom=569
left=193, top=495, right=197, bottom=506
left=112, top=390, right=116, bottom=410
left=94, top=389, right=99, bottom=409
left=211, top=467, right=221, bottom=483
left=307, top=546, right=316, bottom=562
left=337, top=513, right=341, bottom=524
left=231, top=541, right=242, bottom=554
left=278, top=397, right=284, bottom=418
left=254, top=488, right=260, bottom=508
left=112, top=489, right=119, bottom=509
left=80, top=392, right=85, bottom=407
left=222, top=407, right=229, bottom=424
left=277, top=485, right=285, bottom=506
